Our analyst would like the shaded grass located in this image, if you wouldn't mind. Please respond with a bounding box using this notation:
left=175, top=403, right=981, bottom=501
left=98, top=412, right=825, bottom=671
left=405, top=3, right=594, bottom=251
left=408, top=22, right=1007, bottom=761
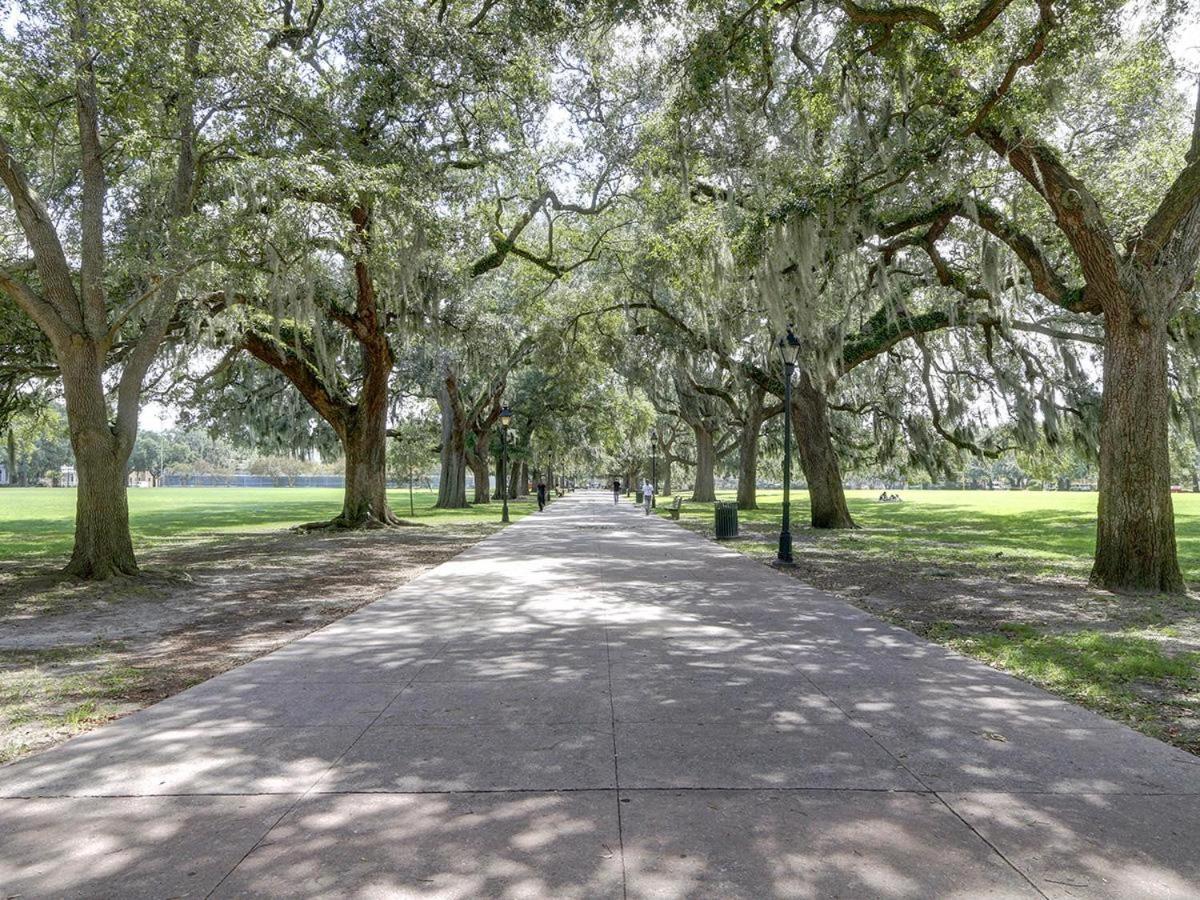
left=936, top=625, right=1200, bottom=751
left=0, top=487, right=532, bottom=564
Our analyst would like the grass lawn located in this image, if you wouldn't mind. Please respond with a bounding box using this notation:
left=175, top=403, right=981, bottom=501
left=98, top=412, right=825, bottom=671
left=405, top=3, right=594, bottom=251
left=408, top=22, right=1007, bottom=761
left=659, top=488, right=1200, bottom=581
left=655, top=488, right=1200, bottom=754
left=0, top=486, right=529, bottom=565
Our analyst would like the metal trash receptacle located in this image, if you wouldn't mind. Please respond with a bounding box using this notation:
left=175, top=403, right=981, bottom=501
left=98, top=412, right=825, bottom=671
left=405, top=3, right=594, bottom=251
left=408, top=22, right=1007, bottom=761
left=635, top=489, right=645, bottom=504
left=714, top=501, right=738, bottom=539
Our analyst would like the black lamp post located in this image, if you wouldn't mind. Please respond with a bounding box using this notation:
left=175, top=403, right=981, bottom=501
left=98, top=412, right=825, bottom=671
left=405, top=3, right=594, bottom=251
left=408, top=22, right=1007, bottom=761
left=777, top=325, right=801, bottom=565
left=499, top=405, right=512, bottom=524
left=650, top=427, right=658, bottom=508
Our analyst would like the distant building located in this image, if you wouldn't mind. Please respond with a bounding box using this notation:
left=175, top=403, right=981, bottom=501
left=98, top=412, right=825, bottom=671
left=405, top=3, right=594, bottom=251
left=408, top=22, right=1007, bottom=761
left=59, top=465, right=77, bottom=487
left=0, top=461, right=8, bottom=485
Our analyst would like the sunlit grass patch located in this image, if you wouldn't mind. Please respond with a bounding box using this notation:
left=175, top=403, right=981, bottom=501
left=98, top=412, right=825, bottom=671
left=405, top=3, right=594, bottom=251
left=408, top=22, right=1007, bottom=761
left=0, top=486, right=534, bottom=564
left=0, top=646, right=150, bottom=763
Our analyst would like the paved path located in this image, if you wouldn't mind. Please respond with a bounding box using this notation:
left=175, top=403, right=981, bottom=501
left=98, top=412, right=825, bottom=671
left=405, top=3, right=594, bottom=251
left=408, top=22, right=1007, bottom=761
left=2, top=492, right=1198, bottom=898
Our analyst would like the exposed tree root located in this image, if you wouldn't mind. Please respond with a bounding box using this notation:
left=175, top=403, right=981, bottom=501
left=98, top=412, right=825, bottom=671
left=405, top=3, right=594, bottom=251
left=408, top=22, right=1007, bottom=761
left=812, top=517, right=861, bottom=530
left=63, top=557, right=141, bottom=581
left=292, top=508, right=422, bottom=533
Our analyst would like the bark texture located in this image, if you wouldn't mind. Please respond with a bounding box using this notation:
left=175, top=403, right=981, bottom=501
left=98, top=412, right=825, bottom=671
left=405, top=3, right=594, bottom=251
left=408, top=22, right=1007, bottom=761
left=1090, top=307, right=1181, bottom=592
left=436, top=377, right=468, bottom=509
left=6, top=429, right=15, bottom=484
left=508, top=458, right=521, bottom=499
left=63, top=350, right=138, bottom=577
left=735, top=387, right=770, bottom=511
left=339, top=405, right=395, bottom=526
left=792, top=371, right=856, bottom=530
left=468, top=437, right=491, bottom=504
left=691, top=425, right=716, bottom=502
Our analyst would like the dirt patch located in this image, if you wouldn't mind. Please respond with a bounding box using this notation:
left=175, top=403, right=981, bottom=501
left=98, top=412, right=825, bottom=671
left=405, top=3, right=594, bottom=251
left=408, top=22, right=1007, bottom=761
left=718, top=522, right=1200, bottom=641
left=0, top=524, right=498, bottom=763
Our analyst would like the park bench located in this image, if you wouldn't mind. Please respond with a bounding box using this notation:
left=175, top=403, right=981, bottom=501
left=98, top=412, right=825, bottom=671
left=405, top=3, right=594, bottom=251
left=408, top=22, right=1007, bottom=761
left=664, top=496, right=683, bottom=520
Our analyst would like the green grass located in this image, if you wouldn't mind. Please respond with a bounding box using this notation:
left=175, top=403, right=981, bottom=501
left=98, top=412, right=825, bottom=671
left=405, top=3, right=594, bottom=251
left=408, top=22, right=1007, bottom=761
left=0, top=647, right=147, bottom=763
left=0, top=486, right=532, bottom=564
left=657, top=488, right=1200, bottom=581
left=942, top=626, right=1200, bottom=749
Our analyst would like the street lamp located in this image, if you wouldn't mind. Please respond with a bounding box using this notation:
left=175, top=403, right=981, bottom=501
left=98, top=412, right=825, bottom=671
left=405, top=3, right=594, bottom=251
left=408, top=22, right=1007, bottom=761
left=777, top=325, right=801, bottom=565
left=650, top=427, right=658, bottom=508
left=499, top=405, right=512, bottom=524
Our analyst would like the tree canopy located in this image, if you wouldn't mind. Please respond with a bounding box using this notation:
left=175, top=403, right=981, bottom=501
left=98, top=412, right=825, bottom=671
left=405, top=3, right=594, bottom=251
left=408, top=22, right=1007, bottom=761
left=1, top=0, right=1198, bottom=592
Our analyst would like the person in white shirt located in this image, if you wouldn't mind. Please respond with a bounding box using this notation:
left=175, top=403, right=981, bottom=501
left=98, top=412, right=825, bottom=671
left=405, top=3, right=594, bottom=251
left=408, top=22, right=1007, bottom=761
left=643, top=480, right=654, bottom=515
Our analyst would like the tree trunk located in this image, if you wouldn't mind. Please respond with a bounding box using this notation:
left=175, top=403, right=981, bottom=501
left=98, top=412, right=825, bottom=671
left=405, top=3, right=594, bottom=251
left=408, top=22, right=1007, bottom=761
left=792, top=371, right=856, bottom=529
left=324, top=328, right=397, bottom=527
left=508, top=458, right=521, bottom=499
left=1090, top=309, right=1183, bottom=592
left=662, top=457, right=673, bottom=496
left=61, top=354, right=139, bottom=578
left=492, top=450, right=504, bottom=501
left=470, top=445, right=492, bottom=504
left=338, top=407, right=397, bottom=526
left=517, top=461, right=529, bottom=497
left=6, top=429, right=14, bottom=485
left=436, top=385, right=468, bottom=509
left=736, top=403, right=766, bottom=511
left=691, top=425, right=716, bottom=502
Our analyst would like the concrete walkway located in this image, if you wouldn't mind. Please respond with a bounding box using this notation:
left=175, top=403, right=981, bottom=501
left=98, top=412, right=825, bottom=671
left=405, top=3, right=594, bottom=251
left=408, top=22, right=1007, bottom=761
left=1, top=493, right=1198, bottom=898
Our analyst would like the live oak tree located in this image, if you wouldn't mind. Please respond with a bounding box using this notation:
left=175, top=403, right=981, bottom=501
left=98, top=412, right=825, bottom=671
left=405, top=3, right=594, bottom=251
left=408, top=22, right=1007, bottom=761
left=208, top=0, right=625, bottom=521
left=0, top=1, right=245, bottom=576
left=620, top=22, right=898, bottom=527
left=657, top=0, right=1200, bottom=590
left=202, top=0, right=560, bottom=525
left=827, top=0, right=1200, bottom=591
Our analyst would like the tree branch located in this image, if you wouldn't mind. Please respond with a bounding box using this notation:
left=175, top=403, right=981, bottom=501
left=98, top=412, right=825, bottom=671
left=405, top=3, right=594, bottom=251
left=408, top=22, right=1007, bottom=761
left=0, top=133, right=82, bottom=333
left=241, top=330, right=347, bottom=435
left=72, top=6, right=108, bottom=341
left=1135, top=98, right=1200, bottom=268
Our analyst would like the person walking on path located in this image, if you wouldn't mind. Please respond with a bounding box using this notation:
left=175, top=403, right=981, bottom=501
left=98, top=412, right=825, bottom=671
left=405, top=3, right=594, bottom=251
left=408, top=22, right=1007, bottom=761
left=537, top=481, right=547, bottom=512
left=612, top=479, right=621, bottom=504
left=643, top=479, right=654, bottom=515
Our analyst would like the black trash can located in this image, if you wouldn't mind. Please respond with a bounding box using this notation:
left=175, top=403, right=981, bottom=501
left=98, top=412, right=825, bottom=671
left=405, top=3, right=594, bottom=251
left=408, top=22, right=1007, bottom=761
left=635, top=489, right=645, bottom=504
left=714, top=501, right=738, bottom=539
